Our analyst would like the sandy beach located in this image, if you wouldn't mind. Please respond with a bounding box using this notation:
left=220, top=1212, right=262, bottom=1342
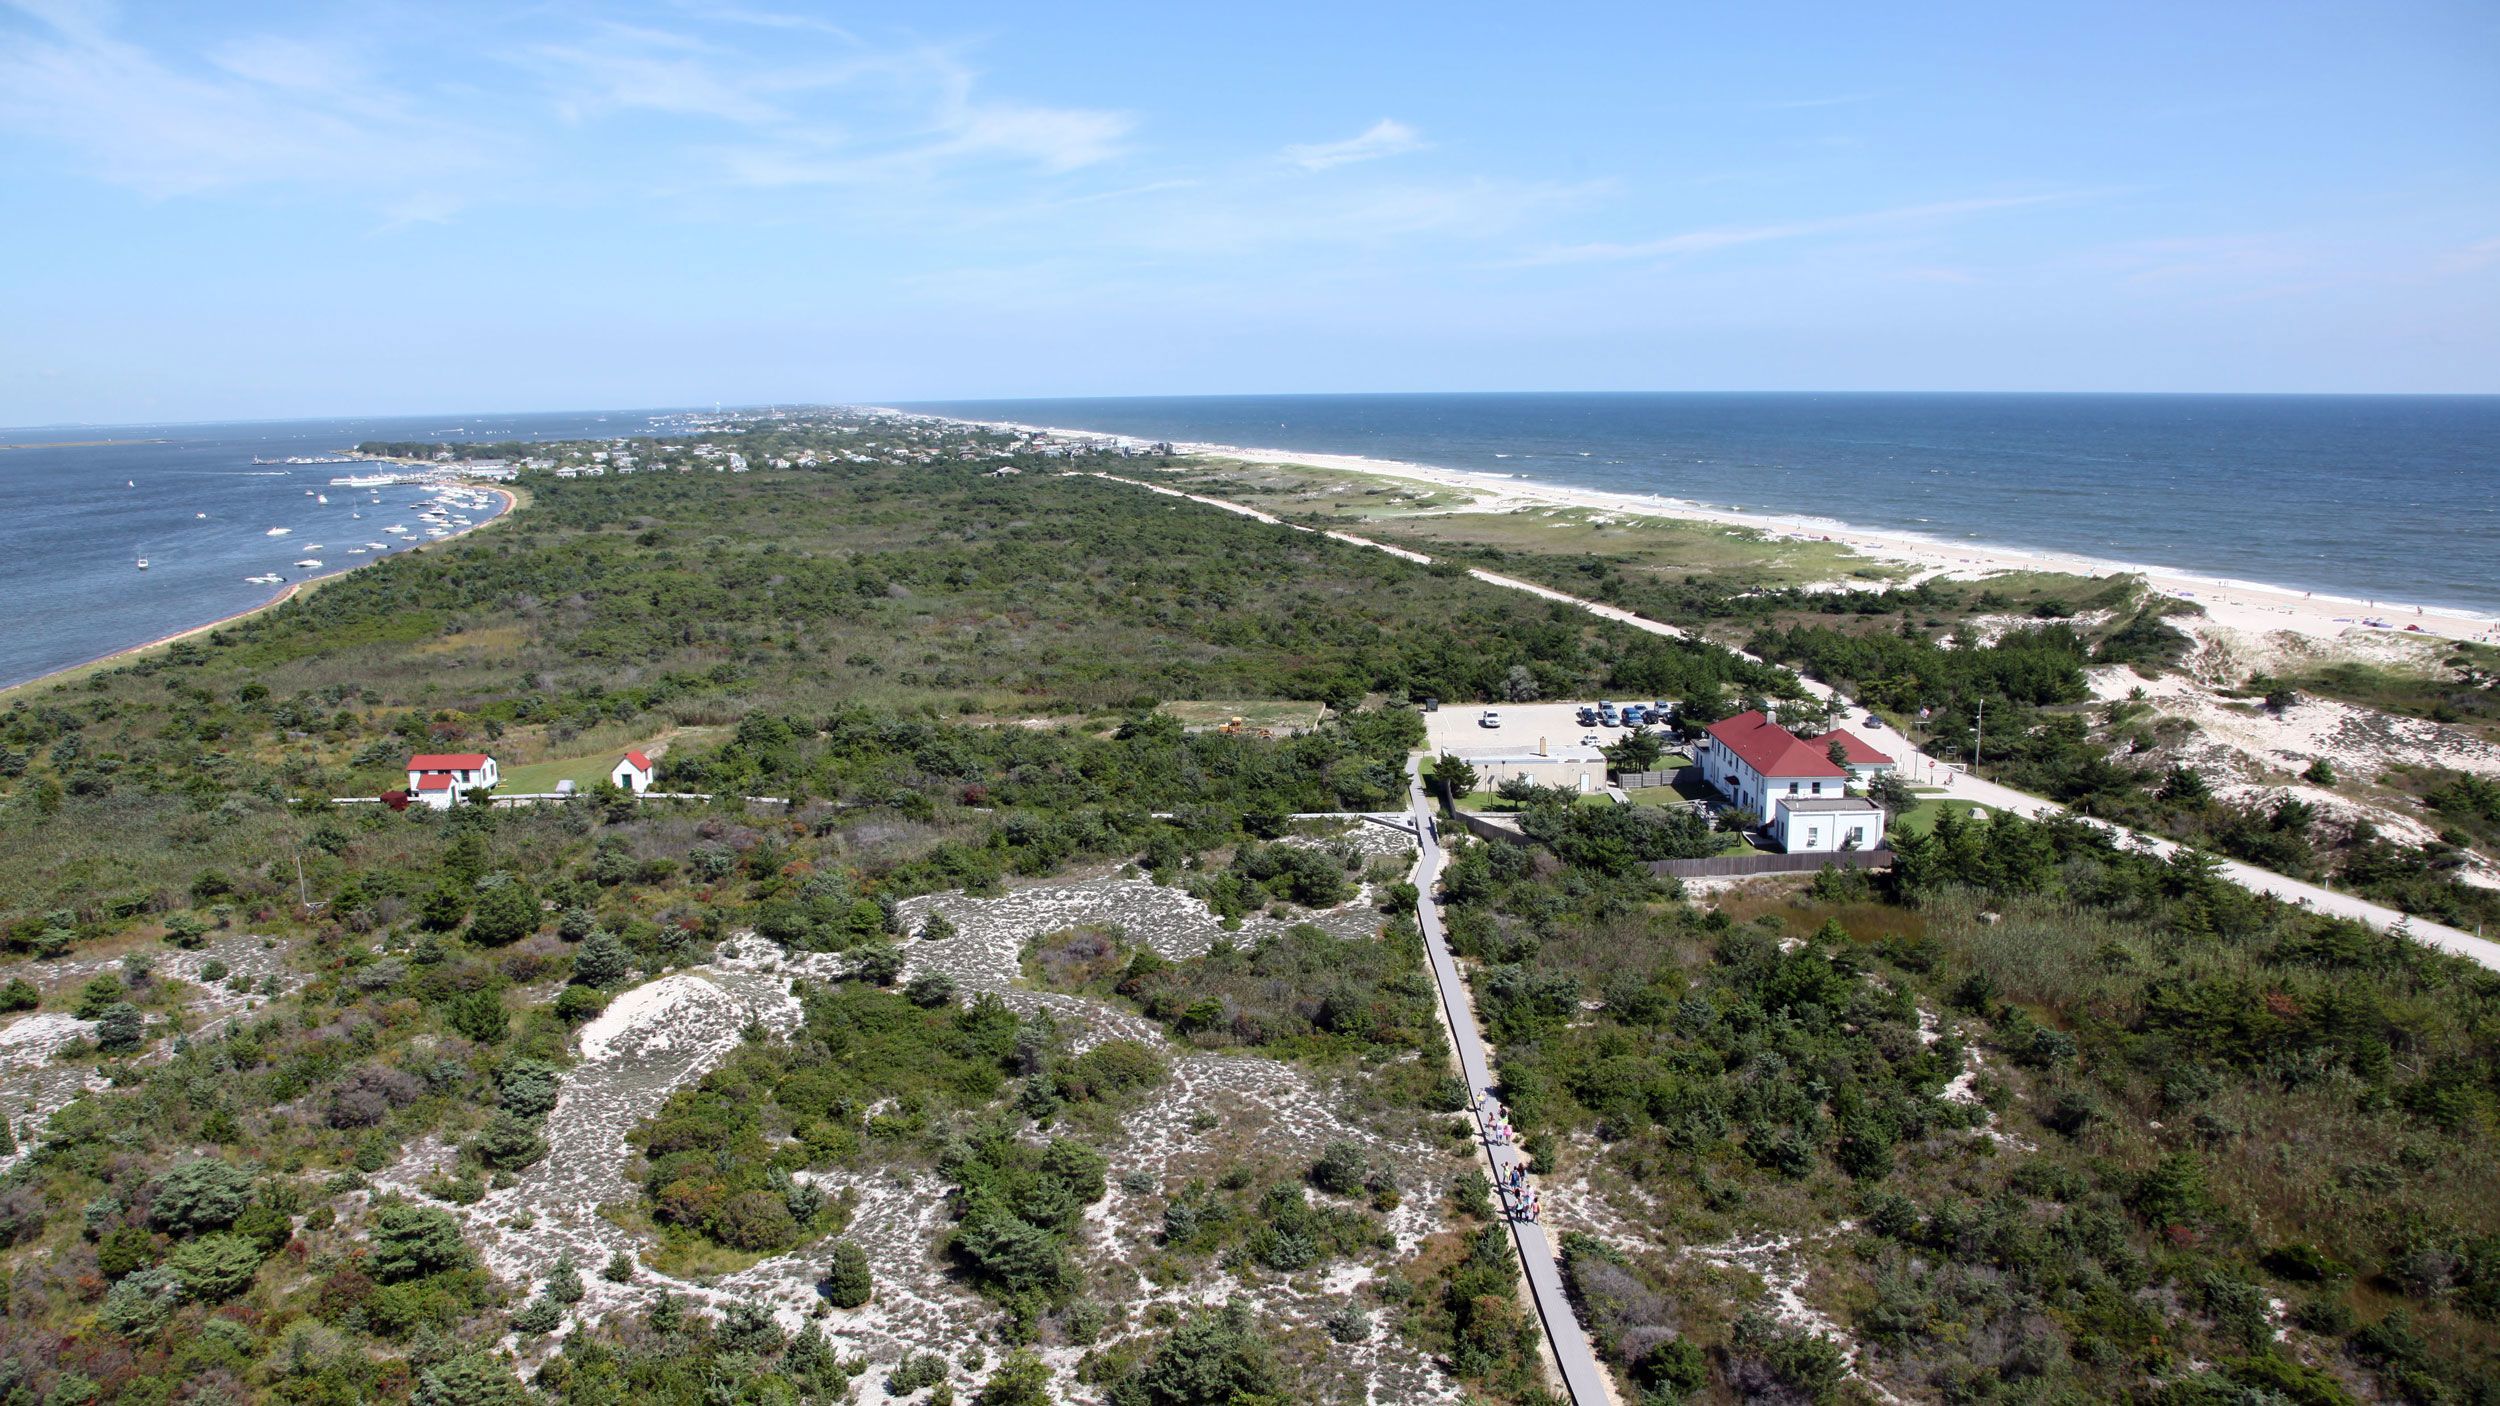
left=0, top=483, right=521, bottom=703
left=1168, top=439, right=2498, bottom=647
left=927, top=410, right=2497, bottom=647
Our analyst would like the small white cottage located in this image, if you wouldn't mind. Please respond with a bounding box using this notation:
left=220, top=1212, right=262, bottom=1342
left=611, top=750, right=655, bottom=794
left=406, top=753, right=497, bottom=801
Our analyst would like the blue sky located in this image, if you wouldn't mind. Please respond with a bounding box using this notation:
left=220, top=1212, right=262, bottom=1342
left=3, top=0, right=2496, bottom=424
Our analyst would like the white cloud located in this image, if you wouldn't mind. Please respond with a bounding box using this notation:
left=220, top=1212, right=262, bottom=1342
left=1519, top=192, right=2102, bottom=265
left=521, top=29, right=1133, bottom=184
left=925, top=96, right=1134, bottom=173
left=1281, top=118, right=1425, bottom=171
left=0, top=4, right=497, bottom=202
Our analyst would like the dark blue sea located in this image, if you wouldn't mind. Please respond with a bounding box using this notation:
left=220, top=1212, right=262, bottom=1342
left=0, top=409, right=683, bottom=689
left=907, top=393, right=2500, bottom=619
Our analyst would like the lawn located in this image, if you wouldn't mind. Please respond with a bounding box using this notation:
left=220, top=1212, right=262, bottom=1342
left=1889, top=797, right=1989, bottom=837
left=1457, top=789, right=1616, bottom=814
left=492, top=724, right=731, bottom=795
left=1623, top=785, right=1699, bottom=808
left=495, top=752, right=633, bottom=795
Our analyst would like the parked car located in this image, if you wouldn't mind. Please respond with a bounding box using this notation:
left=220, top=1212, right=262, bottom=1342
left=1598, top=705, right=1619, bottom=726
left=1580, top=733, right=1600, bottom=747
left=1864, top=714, right=1884, bottom=729
left=1576, top=706, right=1598, bottom=727
left=1622, top=705, right=1648, bottom=726
left=1479, top=710, right=1502, bottom=729
left=1421, top=697, right=1440, bottom=712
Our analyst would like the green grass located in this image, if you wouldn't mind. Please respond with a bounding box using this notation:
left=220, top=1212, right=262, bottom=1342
left=495, top=752, right=631, bottom=795
left=1457, top=790, right=1615, bottom=813
left=1889, top=797, right=1988, bottom=837
left=1623, top=785, right=1696, bottom=808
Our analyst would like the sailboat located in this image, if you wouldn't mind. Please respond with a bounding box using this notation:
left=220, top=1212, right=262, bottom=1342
left=135, top=557, right=149, bottom=570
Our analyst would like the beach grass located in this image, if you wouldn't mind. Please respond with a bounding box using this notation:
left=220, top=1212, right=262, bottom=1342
left=1158, top=699, right=1329, bottom=734
left=1360, top=505, right=1896, bottom=592
left=1164, top=457, right=1476, bottom=516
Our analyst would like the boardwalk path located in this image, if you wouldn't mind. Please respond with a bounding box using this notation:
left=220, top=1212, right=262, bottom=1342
left=1403, top=762, right=1618, bottom=1405
left=1088, top=471, right=2500, bottom=975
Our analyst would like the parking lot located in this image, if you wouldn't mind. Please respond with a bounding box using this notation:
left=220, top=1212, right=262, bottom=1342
left=1422, top=699, right=1673, bottom=760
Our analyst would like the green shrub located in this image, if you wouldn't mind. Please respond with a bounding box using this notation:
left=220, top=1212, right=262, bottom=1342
left=822, top=1238, right=872, bottom=1308
left=148, top=1159, right=253, bottom=1236
left=367, top=1200, right=472, bottom=1282
left=168, top=1233, right=264, bottom=1301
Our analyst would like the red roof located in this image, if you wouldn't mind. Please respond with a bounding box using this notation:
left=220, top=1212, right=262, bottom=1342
left=1703, top=711, right=1846, bottom=780
left=414, top=775, right=453, bottom=792
left=408, top=753, right=491, bottom=771
left=1824, top=730, right=1895, bottom=766
left=622, top=750, right=652, bottom=771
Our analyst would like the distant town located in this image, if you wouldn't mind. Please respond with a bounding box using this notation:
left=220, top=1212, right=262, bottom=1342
left=351, top=406, right=1175, bottom=484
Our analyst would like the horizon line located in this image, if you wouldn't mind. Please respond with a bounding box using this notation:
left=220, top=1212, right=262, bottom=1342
left=11, top=386, right=2500, bottom=435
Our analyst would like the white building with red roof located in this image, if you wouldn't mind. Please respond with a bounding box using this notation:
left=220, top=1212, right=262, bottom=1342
left=610, top=750, right=656, bottom=794
left=1698, top=710, right=1843, bottom=823
left=405, top=752, right=499, bottom=808
left=1694, top=711, right=1894, bottom=853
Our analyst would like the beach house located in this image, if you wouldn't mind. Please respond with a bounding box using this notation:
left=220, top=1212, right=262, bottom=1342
left=1696, top=711, right=1890, bottom=824
left=406, top=752, right=499, bottom=805
left=611, top=750, right=655, bottom=794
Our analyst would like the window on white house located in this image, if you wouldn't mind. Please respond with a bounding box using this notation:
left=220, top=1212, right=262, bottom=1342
left=1807, top=828, right=1820, bottom=845
left=1788, top=781, right=1799, bottom=793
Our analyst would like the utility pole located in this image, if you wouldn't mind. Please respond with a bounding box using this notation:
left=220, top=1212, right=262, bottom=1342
left=1972, top=698, right=1985, bottom=772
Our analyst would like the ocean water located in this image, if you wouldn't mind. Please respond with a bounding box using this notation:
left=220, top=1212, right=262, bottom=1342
left=906, top=393, right=2500, bottom=618
left=0, top=410, right=680, bottom=689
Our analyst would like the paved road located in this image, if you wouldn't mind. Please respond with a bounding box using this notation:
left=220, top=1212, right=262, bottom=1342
left=1403, top=762, right=1618, bottom=1406
left=1089, top=471, right=2500, bottom=974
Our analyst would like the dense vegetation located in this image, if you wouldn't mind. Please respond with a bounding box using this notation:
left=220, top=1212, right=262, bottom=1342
left=0, top=426, right=1710, bottom=1405
left=6, top=416, right=2497, bottom=1406
left=1445, top=802, right=2500, bottom=1402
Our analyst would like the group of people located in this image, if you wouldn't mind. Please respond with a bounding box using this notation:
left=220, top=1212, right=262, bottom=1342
left=1473, top=1088, right=1544, bottom=1224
